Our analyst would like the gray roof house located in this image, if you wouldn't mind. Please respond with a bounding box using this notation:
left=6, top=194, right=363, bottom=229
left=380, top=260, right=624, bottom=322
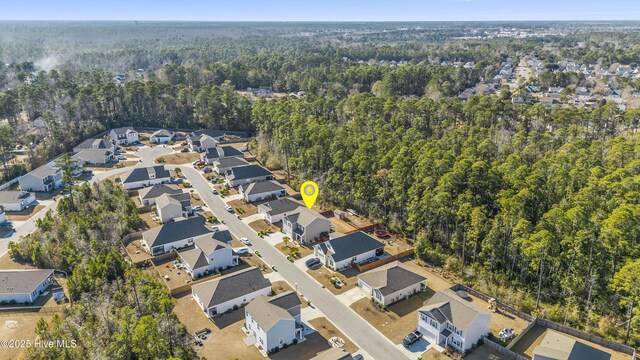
left=357, top=261, right=427, bottom=306
left=258, top=198, right=303, bottom=223
left=533, top=331, right=611, bottom=360
left=156, top=192, right=191, bottom=223
left=150, top=129, right=175, bottom=143
left=109, top=127, right=139, bottom=145
left=314, top=232, right=385, bottom=271
left=282, top=207, right=331, bottom=245
left=187, top=129, right=248, bottom=152
left=202, top=146, right=244, bottom=165
left=239, top=180, right=286, bottom=202
left=417, top=289, right=491, bottom=351
left=0, top=269, right=55, bottom=304
left=245, top=291, right=303, bottom=355
left=73, top=138, right=114, bottom=153
left=142, top=217, right=213, bottom=256
left=192, top=266, right=271, bottom=317
left=0, top=190, right=36, bottom=212
left=225, top=165, right=273, bottom=187
left=121, top=165, right=171, bottom=190
left=212, top=156, right=250, bottom=174
left=138, top=184, right=182, bottom=205
left=72, top=149, right=114, bottom=165
left=178, top=232, right=239, bottom=279
left=19, top=163, right=63, bottom=192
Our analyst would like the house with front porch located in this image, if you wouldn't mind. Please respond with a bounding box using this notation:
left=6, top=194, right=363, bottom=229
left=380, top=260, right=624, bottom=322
left=109, top=127, right=139, bottom=145
left=417, top=289, right=490, bottom=352
left=314, top=232, right=384, bottom=271
left=245, top=291, right=303, bottom=355
left=178, top=233, right=239, bottom=278
left=282, top=207, right=331, bottom=245
left=258, top=198, right=303, bottom=223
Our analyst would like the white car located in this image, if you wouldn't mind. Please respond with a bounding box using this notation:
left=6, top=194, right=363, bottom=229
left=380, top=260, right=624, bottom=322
left=192, top=206, right=203, bottom=212
left=234, top=247, right=250, bottom=255
left=240, top=237, right=250, bottom=245
left=225, top=205, right=233, bottom=212
left=116, top=155, right=126, bottom=160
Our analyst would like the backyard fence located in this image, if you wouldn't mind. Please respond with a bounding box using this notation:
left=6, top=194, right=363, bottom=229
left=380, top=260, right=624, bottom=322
left=0, top=305, right=65, bottom=316
left=482, top=337, right=529, bottom=360
left=352, top=248, right=414, bottom=273
left=0, top=178, right=19, bottom=191
left=169, top=273, right=221, bottom=296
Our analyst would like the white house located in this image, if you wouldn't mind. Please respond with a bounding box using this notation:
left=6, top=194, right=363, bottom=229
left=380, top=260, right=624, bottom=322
left=239, top=180, right=286, bottom=203
left=0, top=190, right=36, bottom=212
left=201, top=146, right=244, bottom=165
left=72, top=149, right=114, bottom=166
left=225, top=165, right=274, bottom=187
left=212, top=156, right=249, bottom=174
left=73, top=138, right=115, bottom=154
left=0, top=269, right=55, bottom=304
left=314, top=232, right=385, bottom=271
left=191, top=267, right=271, bottom=317
left=109, top=127, right=139, bottom=145
left=357, top=262, right=427, bottom=306
left=245, top=291, right=303, bottom=355
left=417, top=289, right=491, bottom=352
left=150, top=129, right=175, bottom=144
left=120, top=165, right=171, bottom=190
left=19, top=163, right=63, bottom=192
left=137, top=184, right=182, bottom=206
left=141, top=217, right=213, bottom=256
left=282, top=207, right=331, bottom=244
left=258, top=198, right=303, bottom=223
left=178, top=230, right=239, bottom=278
left=187, top=129, right=248, bottom=152
left=156, top=193, right=191, bottom=223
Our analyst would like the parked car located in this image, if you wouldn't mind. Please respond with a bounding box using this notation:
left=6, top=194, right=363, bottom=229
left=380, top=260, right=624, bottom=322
left=174, top=178, right=184, bottom=184
left=192, top=206, right=203, bottom=212
left=180, top=148, right=189, bottom=153
left=240, top=237, right=250, bottom=245
left=402, top=331, right=422, bottom=347
left=211, top=188, right=218, bottom=195
left=305, top=258, right=321, bottom=269
left=499, top=328, right=515, bottom=340
left=202, top=167, right=212, bottom=174
left=116, top=155, right=126, bottom=160
left=224, top=205, right=234, bottom=212
left=234, top=247, right=250, bottom=255
left=181, top=141, right=188, bottom=146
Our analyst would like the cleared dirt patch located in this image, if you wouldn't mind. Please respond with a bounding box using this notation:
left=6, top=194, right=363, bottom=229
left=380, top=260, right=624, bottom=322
left=138, top=212, right=160, bottom=231
left=0, top=315, right=55, bottom=360
left=308, top=317, right=358, bottom=354
left=226, top=199, right=257, bottom=218
left=124, top=239, right=152, bottom=264
left=6, top=204, right=46, bottom=221
left=276, top=241, right=314, bottom=259
left=156, top=152, right=200, bottom=165
left=248, top=219, right=277, bottom=233
left=0, top=252, right=38, bottom=270
left=306, top=267, right=358, bottom=295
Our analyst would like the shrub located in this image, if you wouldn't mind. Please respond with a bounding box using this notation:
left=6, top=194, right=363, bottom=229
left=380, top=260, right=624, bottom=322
left=157, top=157, right=165, bottom=163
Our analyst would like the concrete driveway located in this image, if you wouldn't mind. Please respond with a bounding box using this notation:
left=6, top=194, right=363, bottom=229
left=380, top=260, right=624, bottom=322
left=336, top=287, right=368, bottom=307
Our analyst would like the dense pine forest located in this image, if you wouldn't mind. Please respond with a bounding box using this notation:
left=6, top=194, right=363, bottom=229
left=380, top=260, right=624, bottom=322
left=1, top=21, right=640, bottom=351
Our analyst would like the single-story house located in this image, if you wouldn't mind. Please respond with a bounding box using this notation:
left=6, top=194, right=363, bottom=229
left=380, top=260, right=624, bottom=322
left=178, top=232, right=239, bottom=278
left=19, top=163, right=63, bottom=192
left=142, top=217, right=213, bottom=256
left=137, top=184, right=182, bottom=206
left=0, top=269, right=55, bottom=304
left=150, top=129, right=175, bottom=144
left=314, top=232, right=385, bottom=271
left=417, top=289, right=491, bottom=352
left=212, top=156, right=249, bottom=174
left=225, top=165, right=273, bottom=187
left=187, top=129, right=248, bottom=152
left=156, top=192, right=191, bottom=223
left=72, top=149, right=114, bottom=166
left=357, top=261, right=427, bottom=306
left=109, top=127, right=139, bottom=145
left=532, top=330, right=611, bottom=360
left=201, top=146, right=244, bottom=165
left=239, top=180, right=286, bottom=203
left=283, top=207, right=331, bottom=245
left=73, top=138, right=114, bottom=154
left=245, top=291, right=303, bottom=355
left=120, top=165, right=171, bottom=190
left=0, top=190, right=36, bottom=212
left=192, top=266, right=271, bottom=317
left=258, top=198, right=302, bottom=223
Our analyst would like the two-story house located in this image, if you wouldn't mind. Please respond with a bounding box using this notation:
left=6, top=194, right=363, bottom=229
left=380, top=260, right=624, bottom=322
left=201, top=145, right=244, bottom=165
left=314, top=232, right=385, bottom=271
left=120, top=165, right=171, bottom=190
left=258, top=198, right=303, bottom=223
left=417, top=289, right=490, bottom=352
left=156, top=192, right=191, bottom=223
left=19, top=163, right=63, bottom=192
left=109, top=127, right=139, bottom=145
left=225, top=165, right=273, bottom=187
left=141, top=217, right=213, bottom=256
left=282, top=207, right=331, bottom=245
left=178, top=230, right=239, bottom=278
left=245, top=291, right=303, bottom=355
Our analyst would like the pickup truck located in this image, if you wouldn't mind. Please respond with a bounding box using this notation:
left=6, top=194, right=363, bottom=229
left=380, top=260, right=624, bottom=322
left=402, top=330, right=422, bottom=347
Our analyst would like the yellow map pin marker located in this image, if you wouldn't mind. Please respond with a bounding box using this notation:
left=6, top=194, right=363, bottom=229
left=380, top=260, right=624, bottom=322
left=300, top=181, right=319, bottom=209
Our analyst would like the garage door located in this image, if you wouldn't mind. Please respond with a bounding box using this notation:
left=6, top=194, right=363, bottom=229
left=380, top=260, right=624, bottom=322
left=357, top=279, right=372, bottom=295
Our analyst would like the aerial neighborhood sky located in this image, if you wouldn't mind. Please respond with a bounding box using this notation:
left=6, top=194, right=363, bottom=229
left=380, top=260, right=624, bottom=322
left=1, top=0, right=640, bottom=21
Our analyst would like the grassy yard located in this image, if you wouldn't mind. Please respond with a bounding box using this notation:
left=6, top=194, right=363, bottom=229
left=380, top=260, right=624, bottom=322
left=248, top=219, right=277, bottom=233
left=307, top=317, right=359, bottom=354
left=306, top=267, right=358, bottom=295
left=226, top=199, right=257, bottom=218
left=156, top=152, right=200, bottom=165
left=0, top=315, right=56, bottom=360
left=276, top=241, right=314, bottom=260
left=6, top=204, right=46, bottom=221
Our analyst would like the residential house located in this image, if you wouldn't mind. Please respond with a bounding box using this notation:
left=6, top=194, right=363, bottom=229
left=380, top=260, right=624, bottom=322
left=213, top=156, right=250, bottom=175
left=120, top=165, right=171, bottom=190
left=156, top=193, right=191, bottom=223
left=225, top=165, right=273, bottom=187
left=250, top=86, right=273, bottom=98
left=532, top=331, right=611, bottom=360
left=314, top=232, right=385, bottom=271
left=109, top=127, right=139, bottom=145
left=239, top=180, right=286, bottom=203
left=576, top=87, right=592, bottom=101
left=137, top=184, right=182, bottom=206
left=258, top=198, right=303, bottom=223
left=0, top=190, right=36, bottom=212
left=357, top=261, right=427, bottom=306
left=282, top=207, right=331, bottom=245
left=150, top=129, right=175, bottom=144
left=73, top=138, right=114, bottom=154
left=178, top=231, right=239, bottom=278
left=72, top=149, right=114, bottom=166
left=245, top=291, right=303, bottom=355
left=0, top=269, right=55, bottom=304
left=141, top=217, right=213, bottom=256
left=201, top=146, right=244, bottom=165
left=187, top=129, right=249, bottom=152
left=192, top=267, right=271, bottom=317
left=417, top=289, right=491, bottom=352
left=19, top=163, right=63, bottom=192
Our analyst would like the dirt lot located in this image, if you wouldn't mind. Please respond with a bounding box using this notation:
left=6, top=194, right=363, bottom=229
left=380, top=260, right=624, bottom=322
left=226, top=199, right=257, bottom=218
left=509, top=324, right=633, bottom=360
left=239, top=254, right=272, bottom=274
left=306, top=267, right=358, bottom=295
left=124, top=239, right=152, bottom=264
left=465, top=344, right=510, bottom=360
left=6, top=204, right=46, bottom=221
left=0, top=253, right=38, bottom=269
left=327, top=215, right=357, bottom=234
left=350, top=289, right=435, bottom=343
left=463, top=294, right=529, bottom=339
left=156, top=152, right=200, bottom=165
left=190, top=192, right=205, bottom=207
left=153, top=257, right=192, bottom=291
left=276, top=242, right=314, bottom=259
left=308, top=317, right=358, bottom=355
left=422, top=348, right=454, bottom=359
left=0, top=314, right=55, bottom=360
left=138, top=212, right=161, bottom=231
left=248, top=219, right=277, bottom=233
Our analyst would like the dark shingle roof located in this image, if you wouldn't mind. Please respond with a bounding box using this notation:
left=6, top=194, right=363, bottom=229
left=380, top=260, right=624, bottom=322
left=192, top=267, right=271, bottom=308
left=212, top=229, right=233, bottom=244
left=190, top=129, right=248, bottom=139
left=74, top=138, right=112, bottom=150
left=258, top=198, right=302, bottom=216
left=151, top=129, right=174, bottom=138
left=419, top=289, right=485, bottom=330
left=358, top=262, right=426, bottom=296
left=226, top=165, right=272, bottom=181
left=240, top=180, right=285, bottom=196
left=138, top=184, right=182, bottom=201
left=143, top=217, right=212, bottom=249
left=204, top=146, right=243, bottom=160
left=122, top=166, right=170, bottom=184
left=214, top=156, right=249, bottom=169
left=324, top=232, right=384, bottom=262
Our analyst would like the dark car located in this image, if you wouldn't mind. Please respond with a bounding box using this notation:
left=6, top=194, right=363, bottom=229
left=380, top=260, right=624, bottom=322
left=305, top=258, right=321, bottom=269
left=181, top=148, right=189, bottom=153
left=402, top=331, right=422, bottom=347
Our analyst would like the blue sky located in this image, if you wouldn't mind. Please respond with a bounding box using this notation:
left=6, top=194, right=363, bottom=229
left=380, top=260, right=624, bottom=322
left=1, top=0, right=639, bottom=21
